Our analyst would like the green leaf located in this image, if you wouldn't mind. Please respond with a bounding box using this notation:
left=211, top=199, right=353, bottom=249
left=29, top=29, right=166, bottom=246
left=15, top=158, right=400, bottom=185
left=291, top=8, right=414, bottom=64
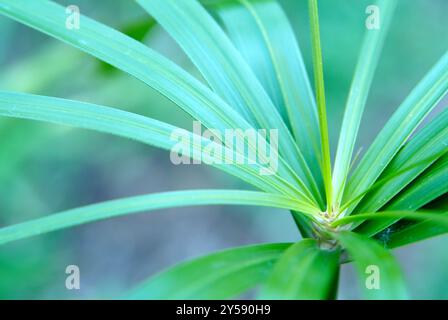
left=258, top=239, right=340, bottom=300
left=0, top=0, right=315, bottom=201
left=386, top=153, right=448, bottom=209
left=344, top=52, right=448, bottom=211
left=291, top=211, right=316, bottom=239
left=0, top=91, right=318, bottom=202
left=137, top=0, right=323, bottom=208
left=96, top=16, right=157, bottom=73
left=138, top=0, right=256, bottom=125
left=0, top=43, right=88, bottom=181
left=210, top=0, right=289, bottom=121
left=125, top=243, right=292, bottom=299
left=332, top=210, right=448, bottom=228
left=332, top=0, right=397, bottom=205
left=308, top=0, right=332, bottom=208
left=354, top=108, right=448, bottom=214
left=211, top=0, right=323, bottom=196
left=0, top=189, right=313, bottom=246
left=356, top=153, right=448, bottom=237
left=333, top=231, right=408, bottom=299
left=386, top=213, right=448, bottom=249
left=340, top=150, right=446, bottom=215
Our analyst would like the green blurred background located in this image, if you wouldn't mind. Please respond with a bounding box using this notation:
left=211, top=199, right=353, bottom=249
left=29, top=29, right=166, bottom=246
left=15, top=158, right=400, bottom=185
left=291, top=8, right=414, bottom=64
left=0, top=0, right=446, bottom=299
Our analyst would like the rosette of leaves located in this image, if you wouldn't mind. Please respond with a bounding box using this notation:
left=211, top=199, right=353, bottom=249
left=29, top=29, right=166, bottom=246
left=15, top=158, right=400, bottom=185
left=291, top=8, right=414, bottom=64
left=0, top=0, right=446, bottom=299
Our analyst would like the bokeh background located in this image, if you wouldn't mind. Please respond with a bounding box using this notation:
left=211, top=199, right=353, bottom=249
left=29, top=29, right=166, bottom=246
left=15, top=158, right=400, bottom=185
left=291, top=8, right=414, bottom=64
left=0, top=0, right=447, bottom=299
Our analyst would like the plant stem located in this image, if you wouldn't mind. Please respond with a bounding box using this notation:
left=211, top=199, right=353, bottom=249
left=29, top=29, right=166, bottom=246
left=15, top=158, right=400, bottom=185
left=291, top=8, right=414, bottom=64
left=308, top=0, right=332, bottom=211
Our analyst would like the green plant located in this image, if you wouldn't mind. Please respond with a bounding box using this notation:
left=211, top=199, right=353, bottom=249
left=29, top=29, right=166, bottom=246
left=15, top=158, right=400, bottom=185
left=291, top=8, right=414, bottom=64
left=0, top=0, right=447, bottom=299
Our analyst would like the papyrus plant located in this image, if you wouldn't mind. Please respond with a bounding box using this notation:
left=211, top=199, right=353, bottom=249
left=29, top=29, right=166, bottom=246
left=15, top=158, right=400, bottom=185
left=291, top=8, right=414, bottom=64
left=0, top=0, right=447, bottom=299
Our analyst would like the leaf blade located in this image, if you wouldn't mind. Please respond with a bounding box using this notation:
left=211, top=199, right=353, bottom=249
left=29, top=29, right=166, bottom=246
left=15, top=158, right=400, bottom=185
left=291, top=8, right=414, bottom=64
left=354, top=108, right=448, bottom=215
left=356, top=153, right=448, bottom=237
left=344, top=52, right=448, bottom=211
left=259, top=239, right=340, bottom=300
left=332, top=210, right=448, bottom=228
left=212, top=0, right=323, bottom=195
left=125, top=243, right=292, bottom=299
left=0, top=91, right=317, bottom=201
left=0, top=189, right=313, bottom=246
left=333, top=0, right=397, bottom=205
left=386, top=213, right=448, bottom=249
left=308, top=0, right=332, bottom=208
left=0, top=0, right=313, bottom=200
left=137, top=0, right=323, bottom=207
left=334, top=231, right=408, bottom=299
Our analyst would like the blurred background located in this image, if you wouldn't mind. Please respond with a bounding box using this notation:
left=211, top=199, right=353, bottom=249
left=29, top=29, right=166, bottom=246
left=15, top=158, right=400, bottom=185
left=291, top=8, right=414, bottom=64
left=0, top=0, right=447, bottom=299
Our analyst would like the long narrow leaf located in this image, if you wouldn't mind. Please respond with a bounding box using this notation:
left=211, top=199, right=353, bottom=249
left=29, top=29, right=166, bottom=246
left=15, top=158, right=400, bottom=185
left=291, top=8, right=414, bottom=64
left=356, top=153, right=448, bottom=236
left=340, top=149, right=446, bottom=214
left=125, top=243, right=292, bottom=299
left=334, top=231, right=408, bottom=299
left=137, top=0, right=323, bottom=208
left=308, top=0, right=332, bottom=208
left=259, top=239, right=339, bottom=300
left=332, top=210, right=448, bottom=228
left=210, top=1, right=288, bottom=121
left=0, top=0, right=313, bottom=200
left=0, top=91, right=318, bottom=202
left=0, top=189, right=314, bottom=246
left=211, top=0, right=323, bottom=195
left=386, top=213, right=448, bottom=249
left=354, top=108, right=448, bottom=214
left=140, top=0, right=257, bottom=125
left=344, top=52, right=448, bottom=211
left=333, top=0, right=397, bottom=205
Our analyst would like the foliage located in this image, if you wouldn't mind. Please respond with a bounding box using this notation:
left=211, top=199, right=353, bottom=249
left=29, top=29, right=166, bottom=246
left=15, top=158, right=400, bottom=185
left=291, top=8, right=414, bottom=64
left=0, top=0, right=446, bottom=299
